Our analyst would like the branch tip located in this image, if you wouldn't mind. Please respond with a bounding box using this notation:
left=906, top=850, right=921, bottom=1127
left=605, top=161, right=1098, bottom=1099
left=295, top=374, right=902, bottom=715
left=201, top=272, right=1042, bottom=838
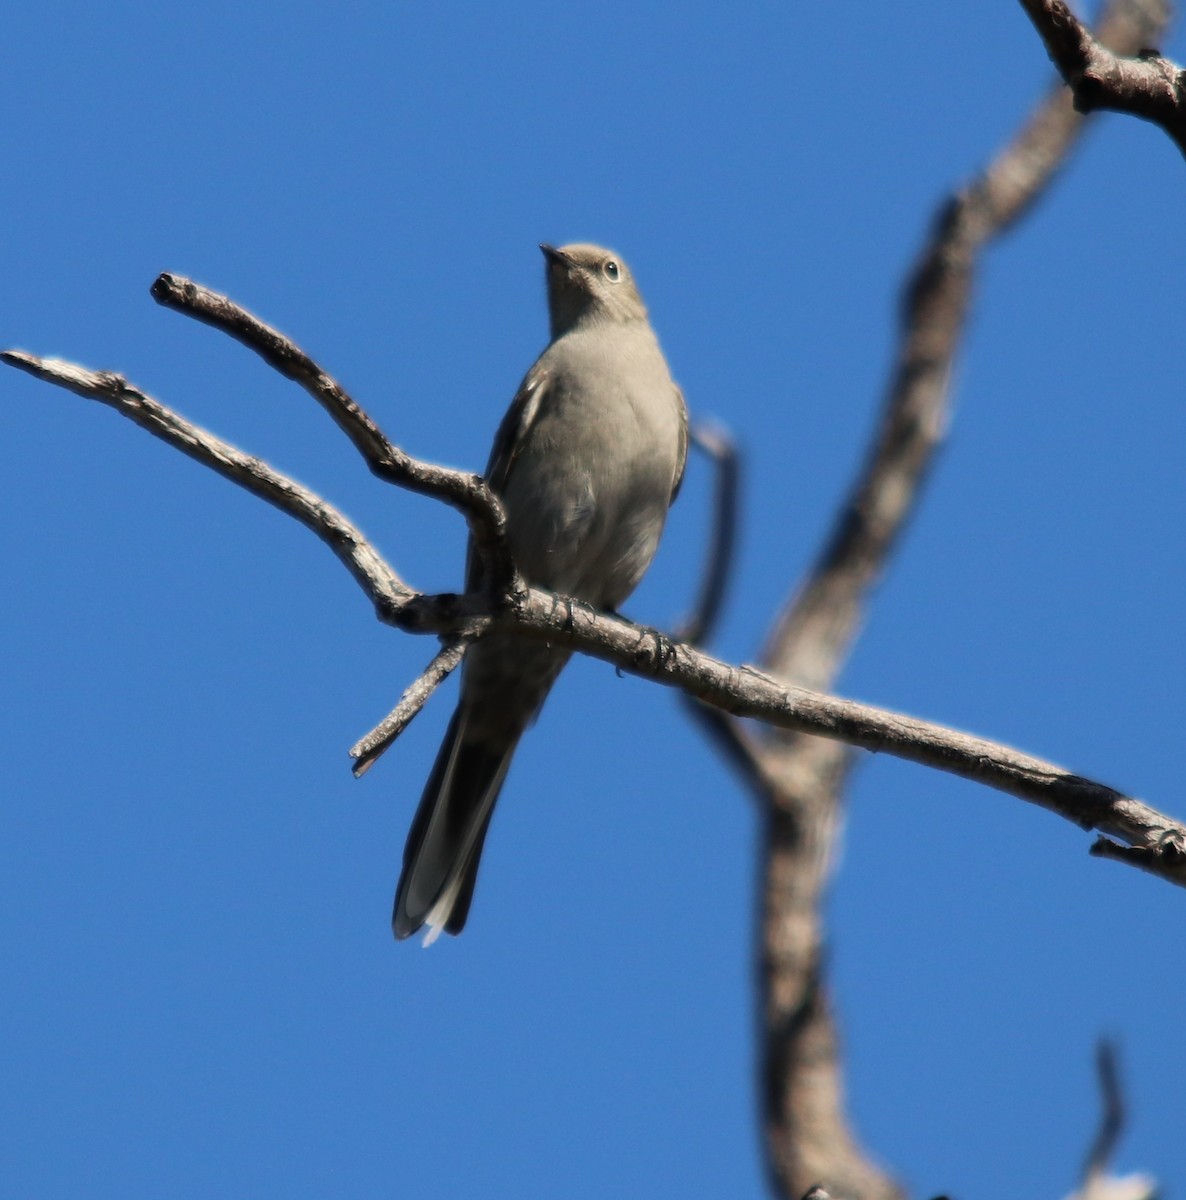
left=350, top=638, right=470, bottom=776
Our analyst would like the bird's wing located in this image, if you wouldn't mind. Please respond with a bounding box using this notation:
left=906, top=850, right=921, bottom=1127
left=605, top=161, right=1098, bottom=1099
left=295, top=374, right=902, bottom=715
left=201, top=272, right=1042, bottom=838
left=464, top=360, right=550, bottom=592
left=670, top=384, right=690, bottom=502
left=485, top=361, right=548, bottom=495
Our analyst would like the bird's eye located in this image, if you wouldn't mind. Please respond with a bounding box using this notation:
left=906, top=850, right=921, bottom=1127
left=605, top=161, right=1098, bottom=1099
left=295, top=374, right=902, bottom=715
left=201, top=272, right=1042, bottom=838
left=603, top=260, right=620, bottom=281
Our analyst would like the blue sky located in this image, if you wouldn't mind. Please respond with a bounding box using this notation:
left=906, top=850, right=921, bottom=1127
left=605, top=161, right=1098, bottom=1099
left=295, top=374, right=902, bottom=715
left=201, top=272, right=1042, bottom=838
left=3, top=3, right=1184, bottom=1198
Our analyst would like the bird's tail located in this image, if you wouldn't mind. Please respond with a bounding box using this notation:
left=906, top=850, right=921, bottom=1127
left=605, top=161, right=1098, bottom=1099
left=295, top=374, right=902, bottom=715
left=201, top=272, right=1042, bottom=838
left=392, top=708, right=518, bottom=943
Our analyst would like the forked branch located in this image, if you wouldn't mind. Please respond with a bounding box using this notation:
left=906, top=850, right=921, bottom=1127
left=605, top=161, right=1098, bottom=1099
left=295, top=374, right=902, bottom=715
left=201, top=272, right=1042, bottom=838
left=4, top=344, right=1185, bottom=895
left=150, top=274, right=521, bottom=598
left=695, top=0, right=1173, bottom=1195
left=1020, top=0, right=1186, bottom=156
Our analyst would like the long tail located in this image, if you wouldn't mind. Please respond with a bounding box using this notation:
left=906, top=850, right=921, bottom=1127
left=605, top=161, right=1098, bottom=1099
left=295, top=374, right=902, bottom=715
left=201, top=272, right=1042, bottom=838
left=392, top=708, right=518, bottom=943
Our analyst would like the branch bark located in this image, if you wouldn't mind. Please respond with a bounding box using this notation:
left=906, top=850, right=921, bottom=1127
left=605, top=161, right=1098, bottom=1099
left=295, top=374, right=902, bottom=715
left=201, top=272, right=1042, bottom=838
left=350, top=637, right=470, bottom=777
left=150, top=273, right=522, bottom=599
left=680, top=1, right=1173, bottom=1197
left=5, top=346, right=1184, bottom=892
left=0, top=351, right=411, bottom=612
left=4, top=46, right=1179, bottom=1180
left=1020, top=0, right=1186, bottom=156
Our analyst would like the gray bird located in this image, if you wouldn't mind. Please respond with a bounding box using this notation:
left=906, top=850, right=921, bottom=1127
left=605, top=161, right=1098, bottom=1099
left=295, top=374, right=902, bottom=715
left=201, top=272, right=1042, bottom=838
left=392, top=243, right=688, bottom=943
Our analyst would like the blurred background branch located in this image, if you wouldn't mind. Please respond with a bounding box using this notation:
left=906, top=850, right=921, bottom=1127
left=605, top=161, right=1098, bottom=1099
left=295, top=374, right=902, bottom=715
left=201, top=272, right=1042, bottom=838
left=684, top=1, right=1172, bottom=1195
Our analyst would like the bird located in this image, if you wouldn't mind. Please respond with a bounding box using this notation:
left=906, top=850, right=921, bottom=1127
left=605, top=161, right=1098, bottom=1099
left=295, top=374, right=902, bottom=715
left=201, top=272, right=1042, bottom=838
left=392, top=243, right=688, bottom=943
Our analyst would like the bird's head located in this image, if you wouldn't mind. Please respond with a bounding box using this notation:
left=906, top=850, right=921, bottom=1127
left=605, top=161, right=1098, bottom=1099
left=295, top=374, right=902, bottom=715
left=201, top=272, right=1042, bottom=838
left=540, top=243, right=648, bottom=336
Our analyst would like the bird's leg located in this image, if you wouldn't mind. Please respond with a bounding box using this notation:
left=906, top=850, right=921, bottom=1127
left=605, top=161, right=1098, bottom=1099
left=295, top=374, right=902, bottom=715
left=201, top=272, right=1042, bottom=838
left=545, top=590, right=579, bottom=631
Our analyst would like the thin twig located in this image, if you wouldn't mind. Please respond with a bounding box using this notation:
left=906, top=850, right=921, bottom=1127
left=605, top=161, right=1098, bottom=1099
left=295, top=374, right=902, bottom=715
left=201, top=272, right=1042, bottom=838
left=1, top=351, right=410, bottom=615
left=350, top=638, right=470, bottom=777
left=675, top=420, right=749, bottom=794
left=1091, top=831, right=1186, bottom=885
left=149, top=273, right=521, bottom=598
left=1019, top=0, right=1186, bottom=157
left=1066, top=1039, right=1159, bottom=1200
left=683, top=701, right=770, bottom=800
left=1085, top=1040, right=1125, bottom=1184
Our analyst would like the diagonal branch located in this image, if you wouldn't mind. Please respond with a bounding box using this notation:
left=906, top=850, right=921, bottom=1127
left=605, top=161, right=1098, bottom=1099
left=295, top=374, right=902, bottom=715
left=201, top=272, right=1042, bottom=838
left=1, top=350, right=411, bottom=615
left=150, top=273, right=521, bottom=598
left=350, top=638, right=470, bottom=777
left=475, top=588, right=1186, bottom=883
left=697, top=1, right=1174, bottom=1197
left=1019, top=0, right=1186, bottom=157
left=763, top=0, right=1160, bottom=703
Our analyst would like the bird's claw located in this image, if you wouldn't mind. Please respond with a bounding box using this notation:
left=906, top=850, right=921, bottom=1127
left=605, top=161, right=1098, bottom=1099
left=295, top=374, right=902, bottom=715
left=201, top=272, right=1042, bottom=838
left=631, top=626, right=677, bottom=672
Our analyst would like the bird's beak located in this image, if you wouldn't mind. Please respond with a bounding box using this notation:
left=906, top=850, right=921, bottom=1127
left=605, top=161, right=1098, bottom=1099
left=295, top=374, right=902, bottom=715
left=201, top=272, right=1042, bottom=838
left=540, top=243, right=569, bottom=267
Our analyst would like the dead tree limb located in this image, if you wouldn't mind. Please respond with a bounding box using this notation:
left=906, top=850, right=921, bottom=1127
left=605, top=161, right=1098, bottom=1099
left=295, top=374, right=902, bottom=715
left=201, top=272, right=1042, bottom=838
left=670, top=0, right=1172, bottom=1196
left=149, top=273, right=521, bottom=599
left=1020, top=0, right=1186, bottom=157
left=1066, top=1040, right=1158, bottom=1200
left=350, top=637, right=471, bottom=777
left=5, top=345, right=1184, bottom=894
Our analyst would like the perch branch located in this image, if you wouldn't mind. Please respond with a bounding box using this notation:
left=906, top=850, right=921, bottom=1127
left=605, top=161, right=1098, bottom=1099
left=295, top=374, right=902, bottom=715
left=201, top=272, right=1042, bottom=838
left=149, top=273, right=521, bottom=598
left=6, top=344, right=1185, bottom=889
left=1019, top=0, right=1186, bottom=156
left=449, top=587, right=1185, bottom=880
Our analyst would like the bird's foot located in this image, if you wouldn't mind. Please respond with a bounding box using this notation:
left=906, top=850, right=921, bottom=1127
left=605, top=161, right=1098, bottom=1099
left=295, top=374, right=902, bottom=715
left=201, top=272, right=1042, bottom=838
left=631, top=625, right=677, bottom=673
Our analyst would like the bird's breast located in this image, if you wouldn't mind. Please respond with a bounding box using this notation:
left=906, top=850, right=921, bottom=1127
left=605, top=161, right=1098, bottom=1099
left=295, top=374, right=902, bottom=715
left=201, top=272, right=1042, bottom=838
left=500, top=328, right=683, bottom=606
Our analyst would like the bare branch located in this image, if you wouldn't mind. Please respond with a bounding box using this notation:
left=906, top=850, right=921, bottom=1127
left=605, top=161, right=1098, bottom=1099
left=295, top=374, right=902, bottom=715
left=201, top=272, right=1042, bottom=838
left=1, top=350, right=411, bottom=616
left=762, top=0, right=1165, bottom=700
left=149, top=273, right=521, bottom=598
left=1065, top=1040, right=1159, bottom=1200
left=674, top=421, right=741, bottom=647
left=1090, top=831, right=1186, bottom=885
left=1086, top=1040, right=1126, bottom=1184
left=394, top=587, right=1186, bottom=887
left=683, top=701, right=770, bottom=800
left=350, top=638, right=470, bottom=777
left=1019, top=0, right=1186, bottom=157
left=711, top=1, right=1174, bottom=1196
left=6, top=344, right=1185, bottom=884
